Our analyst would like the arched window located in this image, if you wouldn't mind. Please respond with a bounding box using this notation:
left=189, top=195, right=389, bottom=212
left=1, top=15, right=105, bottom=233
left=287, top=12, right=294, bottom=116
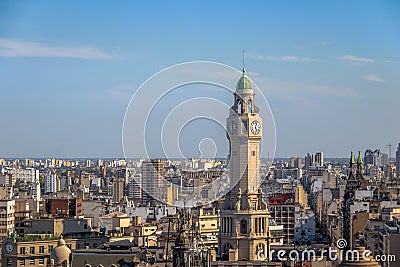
left=248, top=99, right=252, bottom=113
left=237, top=99, right=242, bottom=114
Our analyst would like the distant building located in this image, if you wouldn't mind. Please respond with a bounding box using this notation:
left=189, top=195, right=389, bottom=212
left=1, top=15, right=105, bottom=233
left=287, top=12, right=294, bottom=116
left=273, top=167, right=300, bottom=180
left=45, top=197, right=83, bottom=218
left=142, top=160, right=164, bottom=206
left=304, top=152, right=324, bottom=170
left=304, top=153, right=315, bottom=171
left=289, top=157, right=302, bottom=169
left=396, top=143, right=400, bottom=177
left=44, top=171, right=58, bottom=194
left=127, top=169, right=142, bottom=200
left=112, top=178, right=125, bottom=204
left=315, top=152, right=324, bottom=167
left=364, top=149, right=388, bottom=167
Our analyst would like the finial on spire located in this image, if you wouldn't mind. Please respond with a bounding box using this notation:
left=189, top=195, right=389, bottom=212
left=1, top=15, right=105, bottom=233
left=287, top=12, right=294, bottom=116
left=242, top=49, right=246, bottom=74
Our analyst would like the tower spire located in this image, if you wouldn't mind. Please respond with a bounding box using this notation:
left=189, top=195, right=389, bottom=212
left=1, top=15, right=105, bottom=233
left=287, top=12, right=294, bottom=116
left=242, top=49, right=246, bottom=74
left=357, top=151, right=363, bottom=164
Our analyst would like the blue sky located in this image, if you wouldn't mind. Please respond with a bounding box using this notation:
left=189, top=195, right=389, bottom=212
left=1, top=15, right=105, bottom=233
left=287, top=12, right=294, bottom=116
left=0, top=1, right=399, bottom=158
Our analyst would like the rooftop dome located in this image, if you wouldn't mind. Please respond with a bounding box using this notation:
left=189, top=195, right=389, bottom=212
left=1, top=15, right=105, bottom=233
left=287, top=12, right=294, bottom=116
left=50, top=238, right=71, bottom=266
left=236, top=69, right=253, bottom=90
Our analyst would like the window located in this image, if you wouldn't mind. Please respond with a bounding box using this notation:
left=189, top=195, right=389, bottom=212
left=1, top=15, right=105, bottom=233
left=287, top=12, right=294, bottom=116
left=20, top=247, right=26, bottom=254
left=38, top=258, right=44, bottom=265
left=6, top=259, right=12, bottom=266
left=30, top=247, right=35, bottom=254
left=39, top=246, right=44, bottom=254
left=240, top=219, right=247, bottom=234
left=20, top=259, right=25, bottom=266
left=49, top=245, right=53, bottom=252
left=30, top=258, right=35, bottom=265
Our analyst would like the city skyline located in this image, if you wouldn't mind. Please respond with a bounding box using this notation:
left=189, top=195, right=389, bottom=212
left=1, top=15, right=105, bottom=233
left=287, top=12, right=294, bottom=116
left=0, top=1, right=399, bottom=158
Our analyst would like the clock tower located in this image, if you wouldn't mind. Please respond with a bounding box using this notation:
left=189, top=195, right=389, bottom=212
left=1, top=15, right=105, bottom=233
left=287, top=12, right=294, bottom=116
left=220, top=65, right=270, bottom=261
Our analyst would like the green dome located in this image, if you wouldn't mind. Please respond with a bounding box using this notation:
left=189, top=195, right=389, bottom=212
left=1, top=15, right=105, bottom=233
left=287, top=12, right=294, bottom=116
left=236, top=69, right=253, bottom=90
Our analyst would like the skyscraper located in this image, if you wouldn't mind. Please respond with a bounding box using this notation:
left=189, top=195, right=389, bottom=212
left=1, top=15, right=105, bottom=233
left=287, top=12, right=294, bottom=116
left=220, top=66, right=270, bottom=261
left=141, top=159, right=164, bottom=206
left=396, top=143, right=400, bottom=177
left=315, top=152, right=324, bottom=167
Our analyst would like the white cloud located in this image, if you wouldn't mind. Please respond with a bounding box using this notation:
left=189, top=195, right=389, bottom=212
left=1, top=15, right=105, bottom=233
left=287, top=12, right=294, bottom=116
left=337, top=54, right=374, bottom=63
left=362, top=74, right=384, bottom=83
left=0, top=38, right=115, bottom=59
left=250, top=54, right=317, bottom=63
left=321, top=41, right=333, bottom=46
left=253, top=77, right=360, bottom=99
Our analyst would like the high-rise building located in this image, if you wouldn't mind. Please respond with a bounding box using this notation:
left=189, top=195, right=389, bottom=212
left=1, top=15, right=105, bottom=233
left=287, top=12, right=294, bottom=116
left=113, top=178, right=125, bottom=204
left=315, top=152, right=324, bottom=167
left=364, top=149, right=388, bottom=167
left=127, top=169, right=142, bottom=200
left=141, top=160, right=164, bottom=206
left=304, top=153, right=314, bottom=171
left=290, top=157, right=302, bottom=169
left=44, top=170, right=58, bottom=194
left=220, top=66, right=271, bottom=261
left=30, top=169, right=41, bottom=205
left=396, top=143, right=400, bottom=177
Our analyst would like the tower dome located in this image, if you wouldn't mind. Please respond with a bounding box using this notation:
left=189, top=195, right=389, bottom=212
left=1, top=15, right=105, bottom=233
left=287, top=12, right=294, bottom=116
left=50, top=238, right=71, bottom=267
left=236, top=69, right=253, bottom=90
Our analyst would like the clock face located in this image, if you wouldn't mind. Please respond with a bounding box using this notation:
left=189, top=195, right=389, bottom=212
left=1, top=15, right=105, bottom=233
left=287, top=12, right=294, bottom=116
left=227, top=120, right=238, bottom=135
left=250, top=120, right=261, bottom=135
left=5, top=241, right=14, bottom=253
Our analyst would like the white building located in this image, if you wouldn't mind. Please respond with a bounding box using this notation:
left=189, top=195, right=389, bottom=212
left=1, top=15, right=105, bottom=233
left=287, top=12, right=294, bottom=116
left=44, top=170, right=58, bottom=194
left=128, top=169, right=142, bottom=200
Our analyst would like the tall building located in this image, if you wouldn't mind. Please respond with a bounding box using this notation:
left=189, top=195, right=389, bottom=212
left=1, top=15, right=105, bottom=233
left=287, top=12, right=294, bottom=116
left=289, top=157, right=302, bottom=169
left=364, top=149, right=388, bottom=167
left=304, top=153, right=314, bottom=171
left=396, top=143, right=400, bottom=177
left=127, top=169, right=142, bottom=200
left=342, top=151, right=363, bottom=250
left=220, top=66, right=271, bottom=261
left=0, top=199, right=15, bottom=242
left=113, top=178, right=125, bottom=204
left=142, top=160, right=164, bottom=206
left=315, top=152, right=324, bottom=167
left=44, top=170, right=58, bottom=194
left=30, top=169, right=41, bottom=202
